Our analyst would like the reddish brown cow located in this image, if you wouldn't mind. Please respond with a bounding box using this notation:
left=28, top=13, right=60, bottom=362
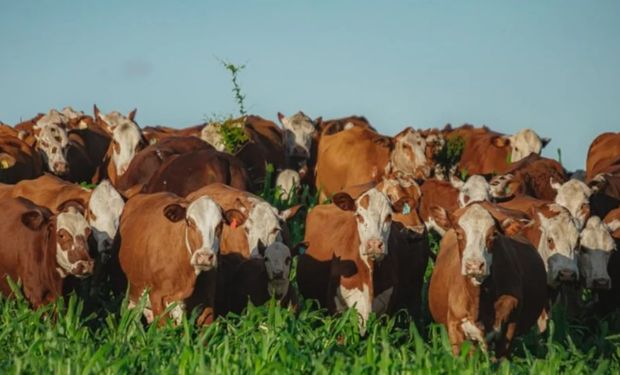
left=586, top=132, right=620, bottom=181
left=446, top=125, right=550, bottom=176
left=0, top=197, right=95, bottom=308
left=428, top=203, right=547, bottom=356
left=119, top=192, right=245, bottom=325
left=141, top=148, right=249, bottom=196
left=489, top=154, right=567, bottom=201
left=315, top=125, right=432, bottom=201
left=143, top=124, right=204, bottom=144
left=115, top=136, right=211, bottom=193
left=0, top=136, right=43, bottom=183
left=597, top=208, right=620, bottom=313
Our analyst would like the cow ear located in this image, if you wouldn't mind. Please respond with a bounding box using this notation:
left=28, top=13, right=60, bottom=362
left=492, top=136, right=510, bottom=148
left=291, top=241, right=308, bottom=257
left=277, top=112, right=286, bottom=125
left=279, top=204, right=303, bottom=221
left=128, top=108, right=137, bottom=122
left=450, top=175, right=465, bottom=190
left=0, top=153, right=16, bottom=169
left=56, top=199, right=86, bottom=215
left=21, top=210, right=47, bottom=231
left=93, top=104, right=101, bottom=119
left=499, top=218, right=528, bottom=236
left=163, top=203, right=187, bottom=222
left=314, top=117, right=323, bottom=130
left=393, top=127, right=413, bottom=140
left=430, top=205, right=453, bottom=231
left=223, top=209, right=247, bottom=227
left=332, top=192, right=356, bottom=211
left=541, top=137, right=551, bottom=148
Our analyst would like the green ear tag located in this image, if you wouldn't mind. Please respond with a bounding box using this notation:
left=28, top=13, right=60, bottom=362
left=402, top=203, right=411, bottom=215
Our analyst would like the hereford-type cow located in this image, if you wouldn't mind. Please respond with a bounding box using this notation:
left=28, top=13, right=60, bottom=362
left=17, top=111, right=71, bottom=176
left=315, top=126, right=431, bottom=201
left=119, top=192, right=244, bottom=325
left=579, top=216, right=617, bottom=290
left=446, top=125, right=550, bottom=176
left=143, top=124, right=204, bottom=144
left=0, top=197, right=94, bottom=308
left=551, top=179, right=592, bottom=230
left=298, top=187, right=399, bottom=333
left=428, top=203, right=547, bottom=356
left=489, top=154, right=567, bottom=201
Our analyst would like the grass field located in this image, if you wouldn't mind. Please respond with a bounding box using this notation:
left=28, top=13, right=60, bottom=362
left=1, top=182, right=619, bottom=374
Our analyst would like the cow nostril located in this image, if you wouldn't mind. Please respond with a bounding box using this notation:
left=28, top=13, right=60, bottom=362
left=207, top=253, right=214, bottom=262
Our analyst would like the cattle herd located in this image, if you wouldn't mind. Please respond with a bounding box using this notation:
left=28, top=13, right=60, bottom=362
left=0, top=105, right=619, bottom=357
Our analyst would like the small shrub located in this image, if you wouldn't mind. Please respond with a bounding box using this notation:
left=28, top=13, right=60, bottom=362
left=214, top=117, right=249, bottom=154
left=434, top=136, right=465, bottom=178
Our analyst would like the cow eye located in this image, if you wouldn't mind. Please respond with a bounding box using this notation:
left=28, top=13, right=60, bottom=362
left=547, top=238, right=555, bottom=249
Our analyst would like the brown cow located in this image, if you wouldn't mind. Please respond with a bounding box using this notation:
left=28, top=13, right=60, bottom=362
left=141, top=147, right=249, bottom=197
left=315, top=125, right=432, bottom=201
left=297, top=187, right=399, bottom=333
left=115, top=136, right=211, bottom=193
left=489, top=154, right=567, bottom=201
left=0, top=197, right=94, bottom=308
left=446, top=125, right=550, bottom=176
left=428, top=203, right=547, bottom=356
left=0, top=136, right=43, bottom=183
left=586, top=132, right=620, bottom=181
left=143, top=124, right=204, bottom=144
left=119, top=192, right=244, bottom=325
left=597, top=208, right=620, bottom=313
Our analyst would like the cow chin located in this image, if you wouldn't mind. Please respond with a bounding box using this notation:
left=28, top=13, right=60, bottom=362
left=268, top=279, right=289, bottom=299
left=70, top=260, right=94, bottom=278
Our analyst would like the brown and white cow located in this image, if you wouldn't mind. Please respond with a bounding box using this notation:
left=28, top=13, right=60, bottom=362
left=297, top=187, right=397, bottom=333
left=25, top=111, right=71, bottom=176
left=446, top=125, right=550, bottom=176
left=119, top=192, right=244, bottom=325
left=428, top=202, right=546, bottom=356
left=489, top=154, right=567, bottom=201
left=95, top=106, right=147, bottom=186
left=0, top=197, right=94, bottom=308
left=578, top=216, right=617, bottom=290
left=315, top=126, right=431, bottom=201
left=551, top=179, right=592, bottom=231
left=419, top=175, right=491, bottom=236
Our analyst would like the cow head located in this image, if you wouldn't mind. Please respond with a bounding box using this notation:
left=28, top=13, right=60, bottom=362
left=33, top=116, right=70, bottom=176
left=451, top=175, right=491, bottom=207
left=508, top=129, right=550, bottom=162
left=164, top=197, right=245, bottom=274
left=275, top=169, right=301, bottom=202
left=234, top=197, right=302, bottom=258
left=333, top=188, right=393, bottom=262
left=489, top=174, right=516, bottom=200
left=200, top=123, right=226, bottom=152
left=87, top=180, right=125, bottom=257
left=96, top=109, right=144, bottom=177
left=579, top=216, right=617, bottom=290
left=377, top=173, right=424, bottom=235
left=259, top=241, right=292, bottom=299
left=54, top=203, right=95, bottom=278
left=278, top=111, right=318, bottom=160
left=390, top=128, right=430, bottom=179
left=527, top=204, right=580, bottom=287
left=430, top=203, right=510, bottom=285
left=552, top=179, right=592, bottom=230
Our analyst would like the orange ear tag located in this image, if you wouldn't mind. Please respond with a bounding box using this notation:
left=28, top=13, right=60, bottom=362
left=231, top=218, right=238, bottom=229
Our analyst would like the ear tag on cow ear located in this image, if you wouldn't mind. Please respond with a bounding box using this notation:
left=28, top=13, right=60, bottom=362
left=0, top=160, right=8, bottom=169
left=231, top=218, right=238, bottom=229
left=402, top=203, right=411, bottom=215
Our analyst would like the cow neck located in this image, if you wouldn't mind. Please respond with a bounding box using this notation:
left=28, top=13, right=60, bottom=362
left=43, top=219, right=64, bottom=297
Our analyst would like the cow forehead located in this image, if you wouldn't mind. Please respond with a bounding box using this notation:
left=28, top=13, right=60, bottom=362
left=114, top=122, right=141, bottom=144
left=101, top=112, right=129, bottom=128
left=511, top=129, right=543, bottom=150
left=581, top=216, right=616, bottom=252
left=247, top=198, right=280, bottom=226
left=556, top=180, right=591, bottom=202
left=265, top=242, right=290, bottom=261
left=89, top=181, right=125, bottom=233
left=397, top=129, right=426, bottom=146
left=356, top=189, right=392, bottom=217
left=457, top=204, right=494, bottom=234
left=57, top=208, right=90, bottom=235
left=187, top=197, right=222, bottom=226
left=285, top=112, right=314, bottom=129
left=539, top=205, right=579, bottom=242
left=461, top=176, right=490, bottom=198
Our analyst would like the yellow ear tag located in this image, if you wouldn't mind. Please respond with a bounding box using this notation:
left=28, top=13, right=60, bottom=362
left=79, top=120, right=88, bottom=129
left=0, top=160, right=9, bottom=169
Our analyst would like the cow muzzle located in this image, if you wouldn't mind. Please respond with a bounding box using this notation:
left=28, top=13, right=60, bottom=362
left=556, top=269, right=578, bottom=283
left=591, top=277, right=611, bottom=290
left=53, top=161, right=69, bottom=176
left=191, top=250, right=217, bottom=272
left=463, top=259, right=488, bottom=284
left=268, top=278, right=289, bottom=299
left=71, top=260, right=95, bottom=278
left=364, top=239, right=386, bottom=261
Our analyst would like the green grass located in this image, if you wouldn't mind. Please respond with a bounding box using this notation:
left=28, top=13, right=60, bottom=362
left=2, top=178, right=619, bottom=374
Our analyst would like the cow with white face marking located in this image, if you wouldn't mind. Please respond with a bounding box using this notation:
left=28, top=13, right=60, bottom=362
left=275, top=169, right=301, bottom=202
left=95, top=107, right=146, bottom=186
left=277, top=111, right=318, bottom=162
left=33, top=113, right=71, bottom=176
left=298, top=187, right=401, bottom=333
left=119, top=192, right=245, bottom=326
left=579, top=216, right=617, bottom=290
left=87, top=180, right=125, bottom=257
left=0, top=197, right=95, bottom=308
left=509, top=129, right=551, bottom=162
left=552, top=179, right=592, bottom=230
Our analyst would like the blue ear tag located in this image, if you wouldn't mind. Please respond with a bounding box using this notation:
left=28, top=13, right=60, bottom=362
left=402, top=203, right=411, bottom=215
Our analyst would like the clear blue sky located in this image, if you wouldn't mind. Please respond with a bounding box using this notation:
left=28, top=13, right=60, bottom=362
left=1, top=1, right=618, bottom=170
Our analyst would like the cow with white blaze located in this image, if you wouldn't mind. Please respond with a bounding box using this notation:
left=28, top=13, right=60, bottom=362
left=552, top=179, right=592, bottom=230
left=579, top=216, right=617, bottom=290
